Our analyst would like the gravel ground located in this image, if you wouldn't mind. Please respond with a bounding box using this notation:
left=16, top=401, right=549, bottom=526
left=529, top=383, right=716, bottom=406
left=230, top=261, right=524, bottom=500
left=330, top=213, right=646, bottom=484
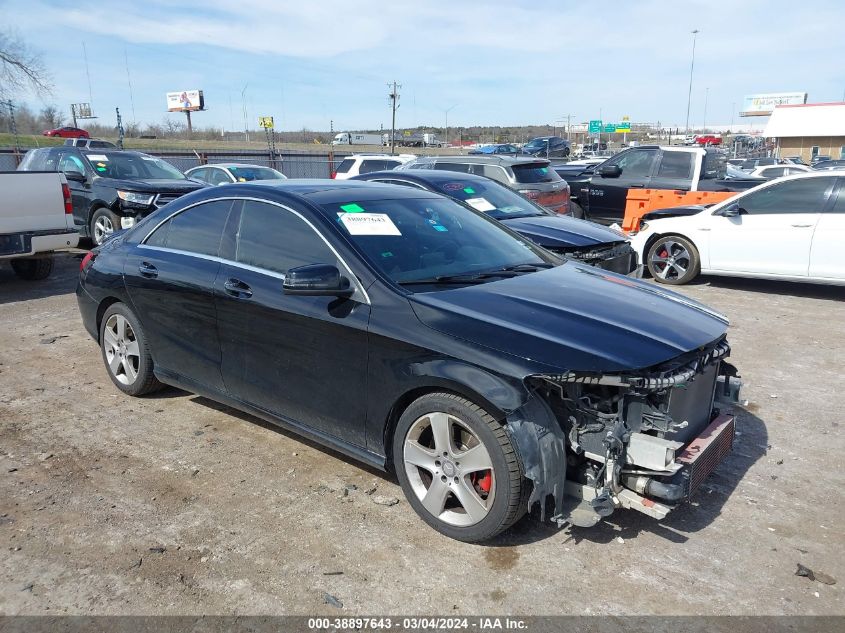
left=0, top=252, right=843, bottom=616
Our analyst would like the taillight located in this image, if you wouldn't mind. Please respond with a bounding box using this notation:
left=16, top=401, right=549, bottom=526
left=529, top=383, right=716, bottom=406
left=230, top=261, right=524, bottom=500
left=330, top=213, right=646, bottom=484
left=80, top=251, right=96, bottom=271
left=62, top=183, right=73, bottom=214
left=330, top=171, right=336, bottom=179
left=518, top=189, right=540, bottom=200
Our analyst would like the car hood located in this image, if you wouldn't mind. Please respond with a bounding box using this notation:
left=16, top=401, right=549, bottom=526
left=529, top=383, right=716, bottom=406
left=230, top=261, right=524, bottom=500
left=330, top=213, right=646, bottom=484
left=94, top=178, right=206, bottom=193
left=410, top=263, right=728, bottom=374
left=501, top=215, right=626, bottom=249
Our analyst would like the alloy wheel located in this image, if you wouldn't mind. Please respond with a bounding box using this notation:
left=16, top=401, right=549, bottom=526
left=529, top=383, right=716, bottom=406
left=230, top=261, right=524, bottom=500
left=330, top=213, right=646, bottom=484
left=93, top=215, right=114, bottom=245
left=403, top=411, right=495, bottom=527
left=650, top=239, right=691, bottom=281
left=103, top=314, right=140, bottom=385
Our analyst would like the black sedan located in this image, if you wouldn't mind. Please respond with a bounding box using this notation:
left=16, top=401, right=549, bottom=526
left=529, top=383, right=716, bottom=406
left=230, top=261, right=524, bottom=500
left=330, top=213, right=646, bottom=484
left=77, top=180, right=740, bottom=542
left=353, top=170, right=639, bottom=276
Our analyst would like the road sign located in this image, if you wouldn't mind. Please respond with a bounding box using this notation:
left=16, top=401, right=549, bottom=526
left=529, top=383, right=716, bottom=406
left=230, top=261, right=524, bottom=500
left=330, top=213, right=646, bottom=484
left=604, top=123, right=617, bottom=133
left=616, top=121, right=631, bottom=132
left=588, top=120, right=602, bottom=134
left=258, top=116, right=274, bottom=129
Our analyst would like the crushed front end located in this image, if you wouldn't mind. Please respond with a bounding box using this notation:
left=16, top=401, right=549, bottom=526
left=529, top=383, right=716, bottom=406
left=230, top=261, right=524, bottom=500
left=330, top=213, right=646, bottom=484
left=552, top=241, right=641, bottom=277
left=528, top=337, right=741, bottom=527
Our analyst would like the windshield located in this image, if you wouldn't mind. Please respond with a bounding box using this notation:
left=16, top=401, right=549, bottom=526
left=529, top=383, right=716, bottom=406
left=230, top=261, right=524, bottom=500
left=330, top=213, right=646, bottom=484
left=228, top=166, right=285, bottom=181
left=523, top=139, right=549, bottom=150
left=322, top=196, right=556, bottom=286
left=511, top=163, right=560, bottom=184
left=430, top=177, right=548, bottom=220
left=83, top=152, right=187, bottom=180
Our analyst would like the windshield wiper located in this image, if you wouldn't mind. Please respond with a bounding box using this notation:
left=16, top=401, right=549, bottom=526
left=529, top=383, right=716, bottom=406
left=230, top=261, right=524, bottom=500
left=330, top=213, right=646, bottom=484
left=398, top=263, right=555, bottom=286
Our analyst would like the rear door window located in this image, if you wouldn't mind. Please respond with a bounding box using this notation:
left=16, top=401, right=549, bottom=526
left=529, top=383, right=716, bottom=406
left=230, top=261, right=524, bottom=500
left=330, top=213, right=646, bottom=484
left=360, top=159, right=400, bottom=174
left=656, top=152, right=694, bottom=179
left=145, top=200, right=233, bottom=255
left=738, top=178, right=834, bottom=215
left=511, top=163, right=560, bottom=183
left=434, top=162, right=470, bottom=174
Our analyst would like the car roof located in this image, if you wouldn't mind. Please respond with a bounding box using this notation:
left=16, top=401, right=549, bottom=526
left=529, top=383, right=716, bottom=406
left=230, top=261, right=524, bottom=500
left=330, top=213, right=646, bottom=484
left=192, top=163, right=276, bottom=170
left=342, top=154, right=415, bottom=160
left=410, top=155, right=549, bottom=166
left=232, top=178, right=442, bottom=205
left=355, top=169, right=490, bottom=186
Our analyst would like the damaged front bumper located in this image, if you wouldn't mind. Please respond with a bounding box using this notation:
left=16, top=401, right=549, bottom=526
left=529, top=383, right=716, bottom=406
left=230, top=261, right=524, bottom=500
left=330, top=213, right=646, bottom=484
left=511, top=338, right=742, bottom=528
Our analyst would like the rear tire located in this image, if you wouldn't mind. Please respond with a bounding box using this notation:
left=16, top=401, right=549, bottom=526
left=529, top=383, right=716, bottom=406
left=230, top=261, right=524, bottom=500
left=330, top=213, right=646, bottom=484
left=646, top=235, right=700, bottom=285
left=99, top=303, right=162, bottom=396
left=11, top=255, right=53, bottom=280
left=393, top=392, right=526, bottom=542
left=569, top=202, right=586, bottom=220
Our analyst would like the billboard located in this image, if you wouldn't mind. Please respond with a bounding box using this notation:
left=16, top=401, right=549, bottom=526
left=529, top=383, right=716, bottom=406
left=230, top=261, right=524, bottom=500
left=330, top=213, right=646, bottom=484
left=166, top=90, right=205, bottom=112
left=72, top=103, right=93, bottom=118
left=740, top=92, right=807, bottom=117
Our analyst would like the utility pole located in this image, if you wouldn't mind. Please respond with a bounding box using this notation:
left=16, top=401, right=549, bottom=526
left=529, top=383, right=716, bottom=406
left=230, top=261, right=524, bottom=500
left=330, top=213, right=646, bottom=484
left=388, top=81, right=401, bottom=155
left=241, top=83, right=250, bottom=143
left=685, top=29, right=700, bottom=133
left=444, top=104, right=457, bottom=149
left=3, top=100, right=21, bottom=158
left=116, top=107, right=125, bottom=149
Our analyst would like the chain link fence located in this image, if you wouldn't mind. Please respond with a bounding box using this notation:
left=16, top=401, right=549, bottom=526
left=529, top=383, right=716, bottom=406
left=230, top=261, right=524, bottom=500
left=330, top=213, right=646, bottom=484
left=0, top=149, right=352, bottom=179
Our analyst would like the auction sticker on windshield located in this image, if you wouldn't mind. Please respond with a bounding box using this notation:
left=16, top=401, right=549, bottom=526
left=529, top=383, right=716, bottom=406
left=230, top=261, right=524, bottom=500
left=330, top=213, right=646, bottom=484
left=87, top=154, right=108, bottom=162
left=340, top=213, right=401, bottom=236
left=464, top=197, right=496, bottom=212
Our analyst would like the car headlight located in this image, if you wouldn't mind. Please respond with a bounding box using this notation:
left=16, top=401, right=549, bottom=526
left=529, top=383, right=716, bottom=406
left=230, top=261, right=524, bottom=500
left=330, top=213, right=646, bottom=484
left=117, top=190, right=154, bottom=206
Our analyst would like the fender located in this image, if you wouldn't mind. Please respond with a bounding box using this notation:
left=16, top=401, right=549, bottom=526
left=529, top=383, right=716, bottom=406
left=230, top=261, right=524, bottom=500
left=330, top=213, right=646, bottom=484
left=504, top=390, right=567, bottom=522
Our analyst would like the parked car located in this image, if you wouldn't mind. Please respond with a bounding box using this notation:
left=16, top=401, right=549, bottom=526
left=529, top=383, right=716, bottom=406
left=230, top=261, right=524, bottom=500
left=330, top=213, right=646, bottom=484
left=468, top=144, right=523, bottom=156
left=811, top=159, right=845, bottom=171
left=352, top=169, right=639, bottom=276
left=0, top=172, right=79, bottom=279
left=332, top=154, right=415, bottom=180
left=398, top=155, right=572, bottom=215
left=64, top=138, right=118, bottom=149
left=739, top=157, right=777, bottom=171
left=77, top=179, right=740, bottom=541
left=185, top=163, right=287, bottom=185
left=43, top=126, right=89, bottom=139
left=811, top=155, right=832, bottom=165
left=564, top=146, right=759, bottom=224
left=782, top=156, right=808, bottom=166
left=749, top=164, right=812, bottom=179
left=630, top=172, right=844, bottom=285
left=693, top=134, right=722, bottom=146
left=18, top=147, right=207, bottom=245
left=522, top=136, right=571, bottom=158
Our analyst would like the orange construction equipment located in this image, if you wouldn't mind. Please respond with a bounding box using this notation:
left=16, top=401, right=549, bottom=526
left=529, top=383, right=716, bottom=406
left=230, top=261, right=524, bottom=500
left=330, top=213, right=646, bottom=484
left=621, top=189, right=738, bottom=233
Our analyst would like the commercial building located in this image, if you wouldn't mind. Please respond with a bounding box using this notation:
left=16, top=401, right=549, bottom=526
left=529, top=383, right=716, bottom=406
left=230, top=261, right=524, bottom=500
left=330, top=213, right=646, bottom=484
left=764, top=102, right=845, bottom=162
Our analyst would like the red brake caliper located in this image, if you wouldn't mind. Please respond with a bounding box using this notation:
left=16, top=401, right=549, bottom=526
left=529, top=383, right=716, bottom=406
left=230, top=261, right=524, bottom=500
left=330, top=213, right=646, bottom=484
left=473, top=471, right=492, bottom=494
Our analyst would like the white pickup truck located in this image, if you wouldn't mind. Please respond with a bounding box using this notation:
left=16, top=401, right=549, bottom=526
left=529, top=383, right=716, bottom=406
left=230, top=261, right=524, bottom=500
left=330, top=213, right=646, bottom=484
left=0, top=171, right=80, bottom=280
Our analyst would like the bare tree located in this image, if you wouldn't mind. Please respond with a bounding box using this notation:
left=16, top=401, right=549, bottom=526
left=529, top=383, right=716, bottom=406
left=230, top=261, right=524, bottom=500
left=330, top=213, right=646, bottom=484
left=0, top=29, right=52, bottom=99
left=40, top=104, right=63, bottom=128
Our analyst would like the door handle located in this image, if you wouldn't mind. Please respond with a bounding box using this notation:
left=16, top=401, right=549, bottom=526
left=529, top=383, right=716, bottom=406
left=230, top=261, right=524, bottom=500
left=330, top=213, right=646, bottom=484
left=790, top=223, right=813, bottom=228
left=629, top=184, right=645, bottom=188
left=138, top=262, right=158, bottom=278
left=223, top=278, right=253, bottom=298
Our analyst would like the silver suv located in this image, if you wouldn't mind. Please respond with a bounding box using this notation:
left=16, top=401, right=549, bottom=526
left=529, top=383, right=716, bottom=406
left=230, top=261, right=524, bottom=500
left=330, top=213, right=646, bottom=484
left=399, top=155, right=571, bottom=215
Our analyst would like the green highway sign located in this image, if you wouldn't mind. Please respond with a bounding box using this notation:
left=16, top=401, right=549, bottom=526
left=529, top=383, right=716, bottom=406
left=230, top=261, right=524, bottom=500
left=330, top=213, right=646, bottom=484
left=588, top=119, right=602, bottom=134
left=616, top=121, right=631, bottom=132
left=604, top=123, right=617, bottom=133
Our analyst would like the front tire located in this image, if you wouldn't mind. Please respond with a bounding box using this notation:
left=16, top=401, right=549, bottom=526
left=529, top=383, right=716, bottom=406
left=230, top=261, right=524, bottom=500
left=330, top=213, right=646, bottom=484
left=393, top=393, right=526, bottom=542
left=90, top=208, right=120, bottom=246
left=647, top=235, right=700, bottom=285
left=11, top=255, right=53, bottom=280
left=99, top=303, right=162, bottom=396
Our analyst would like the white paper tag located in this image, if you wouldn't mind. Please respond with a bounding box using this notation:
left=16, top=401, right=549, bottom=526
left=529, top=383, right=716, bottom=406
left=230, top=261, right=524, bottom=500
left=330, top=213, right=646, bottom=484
left=87, top=154, right=109, bottom=162
left=340, top=213, right=401, bottom=236
left=464, top=197, right=496, bottom=212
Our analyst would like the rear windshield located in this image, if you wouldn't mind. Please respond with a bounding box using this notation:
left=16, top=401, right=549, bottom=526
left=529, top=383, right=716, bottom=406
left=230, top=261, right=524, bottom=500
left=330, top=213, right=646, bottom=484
left=433, top=178, right=547, bottom=219
left=228, top=166, right=285, bottom=181
left=335, top=159, right=355, bottom=174
left=511, top=163, right=561, bottom=184
left=701, top=151, right=727, bottom=180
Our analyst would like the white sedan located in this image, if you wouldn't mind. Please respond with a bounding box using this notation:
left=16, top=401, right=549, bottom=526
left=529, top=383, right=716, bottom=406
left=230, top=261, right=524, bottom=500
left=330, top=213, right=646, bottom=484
left=630, top=172, right=844, bottom=286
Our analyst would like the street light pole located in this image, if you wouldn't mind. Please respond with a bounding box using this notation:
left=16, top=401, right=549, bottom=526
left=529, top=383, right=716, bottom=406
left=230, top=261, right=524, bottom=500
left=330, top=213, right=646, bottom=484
left=703, top=87, right=709, bottom=131
left=241, top=83, right=249, bottom=143
left=685, top=29, right=699, bottom=133
left=444, top=104, right=457, bottom=149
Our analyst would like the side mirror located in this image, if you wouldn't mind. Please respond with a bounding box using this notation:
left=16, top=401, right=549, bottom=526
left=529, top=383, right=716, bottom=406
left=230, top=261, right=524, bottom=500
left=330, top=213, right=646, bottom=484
left=598, top=164, right=622, bottom=178
left=718, top=203, right=743, bottom=217
left=63, top=170, right=87, bottom=183
left=283, top=264, right=353, bottom=297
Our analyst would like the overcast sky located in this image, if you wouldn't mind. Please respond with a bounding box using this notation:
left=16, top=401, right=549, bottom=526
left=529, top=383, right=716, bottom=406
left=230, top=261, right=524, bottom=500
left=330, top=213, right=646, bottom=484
left=5, top=0, right=845, bottom=132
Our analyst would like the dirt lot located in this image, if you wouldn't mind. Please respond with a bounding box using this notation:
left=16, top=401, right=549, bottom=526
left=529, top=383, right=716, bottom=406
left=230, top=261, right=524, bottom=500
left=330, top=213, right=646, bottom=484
left=0, top=252, right=843, bottom=616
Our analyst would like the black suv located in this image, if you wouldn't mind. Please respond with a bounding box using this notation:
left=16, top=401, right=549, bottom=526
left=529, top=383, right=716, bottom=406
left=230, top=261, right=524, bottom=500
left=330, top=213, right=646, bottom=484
left=18, top=148, right=206, bottom=245
left=523, top=136, right=571, bottom=158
